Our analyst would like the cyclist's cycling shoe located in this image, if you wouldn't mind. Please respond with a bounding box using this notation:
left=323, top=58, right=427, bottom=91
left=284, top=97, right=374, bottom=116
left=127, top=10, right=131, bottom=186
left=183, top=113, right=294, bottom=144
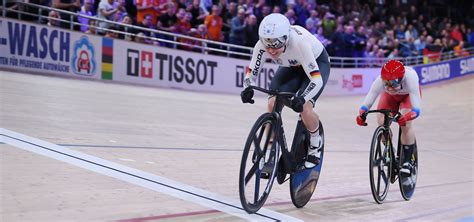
left=260, top=162, right=274, bottom=179
left=400, top=162, right=413, bottom=175
left=305, top=134, right=323, bottom=168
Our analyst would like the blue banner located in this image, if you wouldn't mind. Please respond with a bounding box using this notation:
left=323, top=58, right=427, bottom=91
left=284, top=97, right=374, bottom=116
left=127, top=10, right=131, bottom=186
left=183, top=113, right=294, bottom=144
left=413, top=56, right=474, bottom=85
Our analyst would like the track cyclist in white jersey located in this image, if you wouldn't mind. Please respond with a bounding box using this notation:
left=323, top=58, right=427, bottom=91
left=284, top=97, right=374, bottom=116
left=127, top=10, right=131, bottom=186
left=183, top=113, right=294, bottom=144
left=240, top=13, right=331, bottom=169
left=356, top=60, right=422, bottom=174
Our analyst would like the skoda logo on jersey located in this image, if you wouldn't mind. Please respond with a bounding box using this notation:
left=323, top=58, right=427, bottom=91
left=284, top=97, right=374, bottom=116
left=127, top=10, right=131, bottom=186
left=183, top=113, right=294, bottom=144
left=72, top=36, right=96, bottom=76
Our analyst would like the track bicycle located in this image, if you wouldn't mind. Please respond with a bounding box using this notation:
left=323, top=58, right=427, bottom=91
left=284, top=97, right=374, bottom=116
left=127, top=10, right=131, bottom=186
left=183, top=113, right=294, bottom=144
left=361, top=109, right=418, bottom=204
left=238, top=85, right=325, bottom=213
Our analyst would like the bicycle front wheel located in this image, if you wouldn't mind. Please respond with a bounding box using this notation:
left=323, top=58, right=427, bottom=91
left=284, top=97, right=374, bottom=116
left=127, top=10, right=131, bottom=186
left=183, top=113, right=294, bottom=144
left=239, top=113, right=279, bottom=213
left=369, top=126, right=392, bottom=204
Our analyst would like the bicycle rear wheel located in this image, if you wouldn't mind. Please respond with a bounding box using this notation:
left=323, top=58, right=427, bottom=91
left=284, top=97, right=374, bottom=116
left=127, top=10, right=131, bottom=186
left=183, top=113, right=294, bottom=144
left=239, top=113, right=279, bottom=213
left=289, top=121, right=325, bottom=208
left=369, top=126, right=392, bottom=204
left=399, top=141, right=418, bottom=200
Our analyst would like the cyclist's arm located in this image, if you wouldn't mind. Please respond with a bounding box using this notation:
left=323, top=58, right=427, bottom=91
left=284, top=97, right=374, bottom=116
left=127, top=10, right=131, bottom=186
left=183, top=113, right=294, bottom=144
left=406, top=67, right=422, bottom=118
left=299, top=41, right=323, bottom=101
left=361, top=77, right=384, bottom=111
left=244, top=41, right=267, bottom=87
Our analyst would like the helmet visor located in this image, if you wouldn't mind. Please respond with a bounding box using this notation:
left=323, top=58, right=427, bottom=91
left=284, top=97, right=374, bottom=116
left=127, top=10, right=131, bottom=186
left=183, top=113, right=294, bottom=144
left=383, top=78, right=402, bottom=88
left=260, top=36, right=287, bottom=49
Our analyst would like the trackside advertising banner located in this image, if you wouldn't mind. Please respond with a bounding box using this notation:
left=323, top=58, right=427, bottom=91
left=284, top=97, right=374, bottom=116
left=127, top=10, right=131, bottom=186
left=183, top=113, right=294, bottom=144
left=112, top=40, right=278, bottom=93
left=0, top=18, right=102, bottom=79
left=412, top=56, right=474, bottom=85
left=112, top=39, right=380, bottom=95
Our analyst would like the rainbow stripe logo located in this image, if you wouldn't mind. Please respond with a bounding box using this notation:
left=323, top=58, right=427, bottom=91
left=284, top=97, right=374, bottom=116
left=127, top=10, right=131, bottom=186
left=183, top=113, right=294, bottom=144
left=102, top=38, right=113, bottom=80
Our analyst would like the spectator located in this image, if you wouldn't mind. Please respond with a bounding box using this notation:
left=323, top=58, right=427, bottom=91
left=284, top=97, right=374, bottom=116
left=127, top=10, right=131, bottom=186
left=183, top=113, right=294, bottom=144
left=118, top=15, right=134, bottom=41
left=353, top=26, right=367, bottom=57
left=105, top=26, right=118, bottom=38
left=285, top=9, right=296, bottom=25
left=229, top=8, right=246, bottom=46
left=414, top=34, right=427, bottom=55
left=453, top=40, right=470, bottom=57
left=137, top=14, right=154, bottom=38
left=468, top=27, right=474, bottom=47
left=97, top=0, right=122, bottom=35
left=222, top=2, right=238, bottom=41
left=176, top=10, right=192, bottom=35
left=52, top=0, right=81, bottom=30
left=394, top=24, right=406, bottom=41
left=450, top=24, right=463, bottom=42
left=188, top=0, right=207, bottom=28
left=272, top=5, right=281, bottom=14
left=305, top=9, right=320, bottom=34
left=305, top=19, right=316, bottom=35
left=176, top=11, right=193, bottom=50
left=78, top=0, right=94, bottom=33
left=405, top=24, right=418, bottom=41
left=47, top=10, right=60, bottom=27
left=400, top=37, right=417, bottom=57
left=134, top=32, right=148, bottom=44
left=112, top=0, right=129, bottom=23
left=156, top=2, right=178, bottom=48
left=342, top=25, right=356, bottom=58
left=85, top=19, right=98, bottom=35
left=321, top=12, right=336, bottom=38
left=204, top=5, right=224, bottom=42
left=136, top=0, right=158, bottom=26
left=243, top=14, right=258, bottom=47
left=315, top=26, right=331, bottom=47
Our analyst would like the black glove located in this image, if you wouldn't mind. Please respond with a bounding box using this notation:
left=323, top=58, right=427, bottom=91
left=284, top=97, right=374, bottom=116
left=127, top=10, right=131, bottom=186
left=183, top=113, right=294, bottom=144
left=241, top=87, right=254, bottom=104
left=290, top=96, right=305, bottom=112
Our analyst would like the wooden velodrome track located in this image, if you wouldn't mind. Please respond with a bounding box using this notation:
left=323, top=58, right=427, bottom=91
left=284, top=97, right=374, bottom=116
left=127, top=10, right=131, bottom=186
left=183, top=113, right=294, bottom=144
left=1, top=70, right=473, bottom=221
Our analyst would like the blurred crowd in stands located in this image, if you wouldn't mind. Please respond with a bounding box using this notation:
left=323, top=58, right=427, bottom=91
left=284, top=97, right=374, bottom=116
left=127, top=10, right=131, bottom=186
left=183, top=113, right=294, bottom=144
left=2, top=0, right=474, bottom=62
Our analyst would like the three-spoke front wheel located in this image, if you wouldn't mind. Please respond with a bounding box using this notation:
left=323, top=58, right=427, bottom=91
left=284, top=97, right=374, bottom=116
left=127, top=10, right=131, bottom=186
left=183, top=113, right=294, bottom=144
left=239, top=113, right=280, bottom=213
left=369, top=126, right=392, bottom=204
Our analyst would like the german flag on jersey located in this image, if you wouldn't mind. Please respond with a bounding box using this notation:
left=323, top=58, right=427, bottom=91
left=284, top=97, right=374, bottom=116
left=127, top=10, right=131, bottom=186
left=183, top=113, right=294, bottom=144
left=310, top=71, right=321, bottom=78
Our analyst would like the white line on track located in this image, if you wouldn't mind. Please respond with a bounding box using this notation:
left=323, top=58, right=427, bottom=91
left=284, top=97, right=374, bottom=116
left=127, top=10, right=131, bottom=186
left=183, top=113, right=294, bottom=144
left=0, top=128, right=302, bottom=222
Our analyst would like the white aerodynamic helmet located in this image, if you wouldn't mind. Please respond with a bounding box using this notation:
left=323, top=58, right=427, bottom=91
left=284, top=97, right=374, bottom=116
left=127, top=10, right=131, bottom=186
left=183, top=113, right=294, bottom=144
left=258, top=13, right=290, bottom=49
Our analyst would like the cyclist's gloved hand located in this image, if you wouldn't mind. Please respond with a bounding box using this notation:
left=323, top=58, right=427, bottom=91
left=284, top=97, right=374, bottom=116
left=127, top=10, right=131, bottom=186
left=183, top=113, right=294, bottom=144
left=397, top=111, right=417, bottom=126
left=241, top=87, right=254, bottom=104
left=356, top=107, right=368, bottom=126
left=290, top=96, right=305, bottom=113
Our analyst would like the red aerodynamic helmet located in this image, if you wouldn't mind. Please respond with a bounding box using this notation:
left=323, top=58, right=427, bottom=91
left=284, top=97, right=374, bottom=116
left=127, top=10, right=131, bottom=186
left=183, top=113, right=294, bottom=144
left=381, top=60, right=405, bottom=81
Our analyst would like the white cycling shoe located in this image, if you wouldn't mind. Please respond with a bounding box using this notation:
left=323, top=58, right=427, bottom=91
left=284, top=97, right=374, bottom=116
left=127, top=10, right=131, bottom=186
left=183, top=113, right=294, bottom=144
left=305, top=134, right=322, bottom=169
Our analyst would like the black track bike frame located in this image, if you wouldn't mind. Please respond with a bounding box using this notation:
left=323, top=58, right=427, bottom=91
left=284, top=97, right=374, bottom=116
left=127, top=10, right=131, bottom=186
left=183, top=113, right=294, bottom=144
left=250, top=86, right=303, bottom=174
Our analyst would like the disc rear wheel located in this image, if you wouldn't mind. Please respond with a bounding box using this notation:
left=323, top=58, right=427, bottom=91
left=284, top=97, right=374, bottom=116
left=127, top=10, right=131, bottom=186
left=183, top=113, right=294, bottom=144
left=399, top=142, right=418, bottom=200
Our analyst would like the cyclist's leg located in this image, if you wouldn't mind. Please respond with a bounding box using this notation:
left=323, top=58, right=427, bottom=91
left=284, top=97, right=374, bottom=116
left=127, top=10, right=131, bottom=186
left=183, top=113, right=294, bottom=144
left=299, top=49, right=330, bottom=168
left=399, top=96, right=416, bottom=174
